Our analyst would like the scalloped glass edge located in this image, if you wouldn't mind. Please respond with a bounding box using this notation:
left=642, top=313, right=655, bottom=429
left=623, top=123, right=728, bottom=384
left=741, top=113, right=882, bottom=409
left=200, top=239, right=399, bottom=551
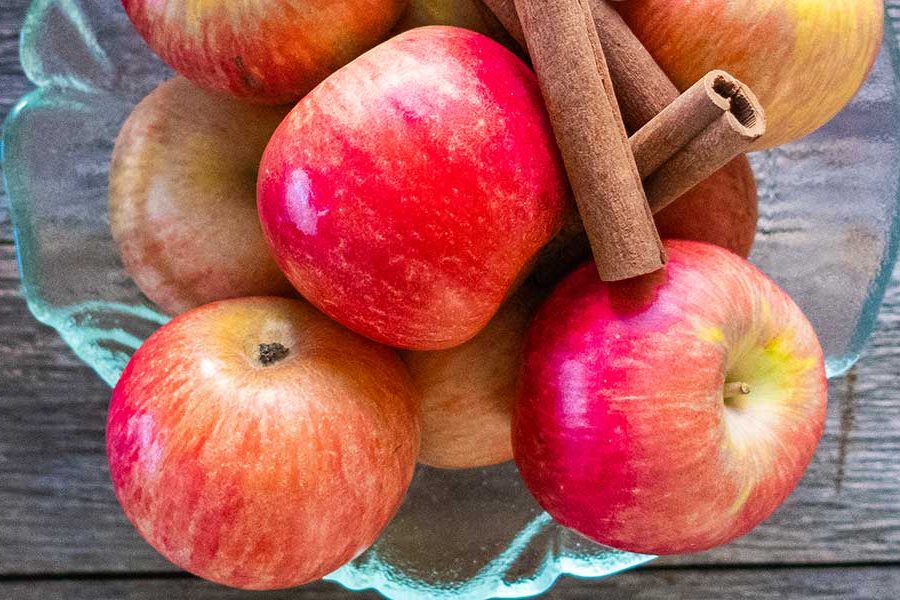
left=835, top=9, right=900, bottom=373
left=327, top=513, right=651, bottom=599
left=2, top=1, right=900, bottom=599
left=838, top=20, right=900, bottom=378
left=806, top=7, right=900, bottom=378
left=2, top=84, right=168, bottom=387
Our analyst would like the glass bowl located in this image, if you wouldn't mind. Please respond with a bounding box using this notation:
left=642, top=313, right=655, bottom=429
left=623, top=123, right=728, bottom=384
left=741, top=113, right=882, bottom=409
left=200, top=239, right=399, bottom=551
left=3, top=1, right=900, bottom=598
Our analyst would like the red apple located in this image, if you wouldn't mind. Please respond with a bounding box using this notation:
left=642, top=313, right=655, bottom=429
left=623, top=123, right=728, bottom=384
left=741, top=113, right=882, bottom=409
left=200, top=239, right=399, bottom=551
left=615, top=0, right=884, bottom=149
left=107, top=297, right=421, bottom=589
left=109, top=77, right=295, bottom=315
left=121, top=0, right=407, bottom=103
left=258, top=27, right=568, bottom=350
left=401, top=283, right=547, bottom=469
left=515, top=240, right=827, bottom=555
left=655, top=155, right=758, bottom=259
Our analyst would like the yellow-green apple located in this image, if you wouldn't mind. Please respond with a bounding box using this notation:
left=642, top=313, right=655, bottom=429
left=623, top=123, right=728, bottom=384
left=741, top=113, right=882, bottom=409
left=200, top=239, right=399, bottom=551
left=107, top=297, right=421, bottom=589
left=401, top=283, right=547, bottom=469
left=515, top=240, right=827, bottom=555
left=615, top=0, right=883, bottom=149
left=655, top=155, right=758, bottom=258
left=258, top=27, right=568, bottom=350
left=109, top=77, right=295, bottom=315
left=121, top=0, right=408, bottom=103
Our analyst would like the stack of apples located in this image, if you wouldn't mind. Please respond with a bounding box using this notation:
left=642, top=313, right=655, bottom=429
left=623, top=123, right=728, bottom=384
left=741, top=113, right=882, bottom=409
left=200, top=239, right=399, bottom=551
left=104, top=0, right=882, bottom=591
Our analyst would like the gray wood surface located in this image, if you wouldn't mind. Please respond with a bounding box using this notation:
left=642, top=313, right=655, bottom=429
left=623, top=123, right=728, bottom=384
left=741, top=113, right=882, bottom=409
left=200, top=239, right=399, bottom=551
left=1, top=0, right=899, bottom=597
left=2, top=566, right=900, bottom=600
left=0, top=0, right=31, bottom=243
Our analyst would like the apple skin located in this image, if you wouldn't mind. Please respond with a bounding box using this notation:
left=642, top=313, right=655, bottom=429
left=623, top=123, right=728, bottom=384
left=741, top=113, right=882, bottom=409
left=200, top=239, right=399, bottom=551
left=106, top=297, right=421, bottom=589
left=109, top=77, right=295, bottom=315
left=615, top=0, right=884, bottom=149
left=258, top=27, right=568, bottom=350
left=655, top=155, right=758, bottom=259
left=401, top=282, right=547, bottom=469
left=514, top=240, right=827, bottom=555
left=121, top=0, right=407, bottom=103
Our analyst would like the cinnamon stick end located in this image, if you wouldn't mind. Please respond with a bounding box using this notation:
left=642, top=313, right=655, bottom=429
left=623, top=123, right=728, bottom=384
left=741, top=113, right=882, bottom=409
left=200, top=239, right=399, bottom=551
left=707, top=70, right=768, bottom=141
left=592, top=246, right=667, bottom=282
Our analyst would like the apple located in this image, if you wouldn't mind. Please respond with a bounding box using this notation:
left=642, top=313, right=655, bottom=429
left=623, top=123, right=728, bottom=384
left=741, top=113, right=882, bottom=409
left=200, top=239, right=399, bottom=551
left=392, top=0, right=513, bottom=46
left=514, top=240, right=827, bottom=555
left=615, top=0, right=884, bottom=149
left=106, top=297, right=421, bottom=589
left=655, top=155, right=758, bottom=259
left=401, top=282, right=547, bottom=469
left=109, top=77, right=296, bottom=315
left=258, top=27, right=568, bottom=350
left=121, top=0, right=408, bottom=103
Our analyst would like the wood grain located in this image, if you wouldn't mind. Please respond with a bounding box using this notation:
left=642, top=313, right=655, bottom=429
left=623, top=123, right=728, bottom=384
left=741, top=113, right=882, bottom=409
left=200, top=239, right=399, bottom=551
left=0, top=244, right=173, bottom=573
left=2, top=566, right=900, bottom=599
left=0, top=0, right=34, bottom=243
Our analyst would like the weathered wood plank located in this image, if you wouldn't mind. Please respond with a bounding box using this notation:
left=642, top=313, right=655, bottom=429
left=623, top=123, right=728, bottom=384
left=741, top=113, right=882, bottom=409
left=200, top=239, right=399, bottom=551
left=554, top=565, right=900, bottom=599
left=0, top=0, right=34, bottom=242
left=0, top=243, right=173, bottom=572
left=2, top=566, right=900, bottom=600
left=1, top=240, right=899, bottom=574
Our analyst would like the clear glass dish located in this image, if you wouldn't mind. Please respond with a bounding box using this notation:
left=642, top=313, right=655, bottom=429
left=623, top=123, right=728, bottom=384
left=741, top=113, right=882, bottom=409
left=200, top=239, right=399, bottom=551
left=3, top=1, right=899, bottom=597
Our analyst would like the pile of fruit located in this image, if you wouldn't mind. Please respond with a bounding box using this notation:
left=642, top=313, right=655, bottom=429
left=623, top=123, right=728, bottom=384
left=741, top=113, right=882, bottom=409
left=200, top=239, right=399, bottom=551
left=104, top=0, right=883, bottom=592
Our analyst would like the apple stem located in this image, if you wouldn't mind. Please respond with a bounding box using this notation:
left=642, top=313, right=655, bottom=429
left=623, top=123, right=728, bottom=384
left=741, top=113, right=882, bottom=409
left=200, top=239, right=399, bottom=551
left=258, top=342, right=289, bottom=367
left=724, top=381, right=751, bottom=399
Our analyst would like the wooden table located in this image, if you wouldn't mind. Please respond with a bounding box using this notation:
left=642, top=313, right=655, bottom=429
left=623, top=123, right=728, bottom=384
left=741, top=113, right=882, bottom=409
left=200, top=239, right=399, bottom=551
left=1, top=2, right=898, bottom=598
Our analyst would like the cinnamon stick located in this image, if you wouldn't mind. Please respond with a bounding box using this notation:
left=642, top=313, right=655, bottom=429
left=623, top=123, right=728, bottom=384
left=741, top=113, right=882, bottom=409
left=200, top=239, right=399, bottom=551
left=481, top=0, right=679, bottom=131
left=480, top=0, right=525, bottom=48
left=630, top=70, right=736, bottom=178
left=483, top=0, right=766, bottom=215
left=644, top=75, right=766, bottom=212
left=489, top=0, right=767, bottom=282
left=514, top=0, right=664, bottom=281
left=532, top=70, right=766, bottom=286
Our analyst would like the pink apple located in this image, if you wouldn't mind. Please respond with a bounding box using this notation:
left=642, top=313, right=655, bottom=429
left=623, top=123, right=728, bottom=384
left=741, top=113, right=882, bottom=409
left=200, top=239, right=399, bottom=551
left=121, top=0, right=407, bottom=103
left=258, top=27, right=568, bottom=350
left=107, top=297, right=421, bottom=589
left=109, top=77, right=295, bottom=315
left=514, top=240, right=827, bottom=555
